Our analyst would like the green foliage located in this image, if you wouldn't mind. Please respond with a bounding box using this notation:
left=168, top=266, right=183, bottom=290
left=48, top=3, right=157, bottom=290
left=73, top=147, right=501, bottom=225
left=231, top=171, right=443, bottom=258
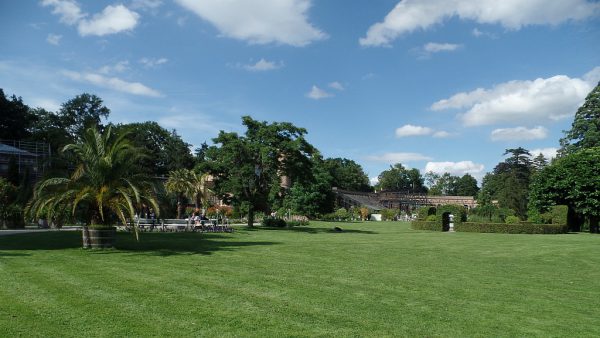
left=529, top=147, right=600, bottom=231
left=380, top=208, right=397, bottom=221
left=0, top=88, right=36, bottom=140
left=416, top=206, right=436, bottom=221
left=411, top=220, right=442, bottom=231
left=436, top=205, right=466, bottom=224
left=0, top=177, right=24, bottom=229
left=469, top=206, right=515, bottom=223
left=478, top=147, right=533, bottom=219
left=455, top=222, right=568, bottom=234
left=283, top=156, right=335, bottom=217
left=26, top=126, right=160, bottom=240
left=117, top=121, right=194, bottom=177
left=323, top=157, right=371, bottom=192
left=505, top=215, right=520, bottom=224
left=376, top=163, right=426, bottom=192
left=207, top=116, right=316, bottom=227
left=261, top=217, right=287, bottom=228
left=559, top=82, right=600, bottom=155
left=425, top=214, right=438, bottom=222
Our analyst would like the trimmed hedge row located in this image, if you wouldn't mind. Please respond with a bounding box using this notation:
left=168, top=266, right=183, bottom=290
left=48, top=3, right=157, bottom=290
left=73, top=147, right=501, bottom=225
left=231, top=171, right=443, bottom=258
left=455, top=222, right=568, bottom=234
left=411, top=221, right=442, bottom=231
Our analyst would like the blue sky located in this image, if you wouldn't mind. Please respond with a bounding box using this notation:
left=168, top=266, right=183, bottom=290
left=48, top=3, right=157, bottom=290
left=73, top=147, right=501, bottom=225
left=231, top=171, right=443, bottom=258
left=1, top=0, right=599, bottom=184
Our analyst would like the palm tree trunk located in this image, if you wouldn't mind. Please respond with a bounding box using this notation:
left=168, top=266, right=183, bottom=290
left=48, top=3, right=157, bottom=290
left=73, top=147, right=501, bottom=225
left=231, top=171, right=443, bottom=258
left=247, top=207, right=254, bottom=227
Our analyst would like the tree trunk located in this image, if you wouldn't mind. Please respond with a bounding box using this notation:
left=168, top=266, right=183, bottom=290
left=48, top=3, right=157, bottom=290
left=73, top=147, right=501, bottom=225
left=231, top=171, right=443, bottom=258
left=590, top=215, right=599, bottom=234
left=247, top=208, right=254, bottom=227
left=177, top=196, right=183, bottom=219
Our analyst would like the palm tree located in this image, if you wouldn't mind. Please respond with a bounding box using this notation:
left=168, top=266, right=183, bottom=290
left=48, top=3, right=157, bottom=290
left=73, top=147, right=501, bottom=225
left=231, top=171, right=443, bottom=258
left=164, top=168, right=193, bottom=219
left=26, top=126, right=160, bottom=240
left=189, top=171, right=213, bottom=210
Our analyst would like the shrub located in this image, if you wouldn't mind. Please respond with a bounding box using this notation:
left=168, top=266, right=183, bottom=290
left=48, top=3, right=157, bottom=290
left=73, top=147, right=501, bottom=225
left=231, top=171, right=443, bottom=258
left=426, top=214, right=438, bottom=222
left=411, top=221, right=442, bottom=231
left=416, top=206, right=436, bottom=221
left=505, top=215, right=520, bottom=224
left=287, top=220, right=309, bottom=227
left=262, top=217, right=287, bottom=227
left=455, top=222, right=567, bottom=234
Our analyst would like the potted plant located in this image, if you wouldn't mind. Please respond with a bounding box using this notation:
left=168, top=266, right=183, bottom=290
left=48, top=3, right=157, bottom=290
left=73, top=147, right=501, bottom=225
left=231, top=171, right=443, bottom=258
left=26, top=126, right=160, bottom=248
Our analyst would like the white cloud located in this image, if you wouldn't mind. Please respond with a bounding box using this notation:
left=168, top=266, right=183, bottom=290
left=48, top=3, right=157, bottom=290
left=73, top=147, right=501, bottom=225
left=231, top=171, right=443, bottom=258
left=432, top=69, right=598, bottom=126
left=329, top=81, right=345, bottom=91
left=42, top=1, right=140, bottom=37
left=98, top=61, right=129, bottom=74
left=243, top=58, right=284, bottom=72
left=78, top=5, right=140, bottom=36
left=490, top=126, right=548, bottom=141
left=369, top=176, right=379, bottom=186
left=395, top=124, right=433, bottom=137
left=424, top=161, right=485, bottom=176
left=360, top=0, right=600, bottom=46
left=584, top=66, right=600, bottom=84
left=62, top=70, right=161, bottom=97
left=139, top=57, right=168, bottom=68
left=46, top=33, right=62, bottom=45
left=432, top=131, right=452, bottom=138
left=41, top=0, right=86, bottom=25
left=174, top=0, right=326, bottom=46
left=530, top=147, right=558, bottom=159
left=472, top=28, right=496, bottom=38
left=423, top=42, right=461, bottom=53
left=366, top=152, right=432, bottom=163
left=306, top=85, right=333, bottom=100
left=394, top=124, right=453, bottom=138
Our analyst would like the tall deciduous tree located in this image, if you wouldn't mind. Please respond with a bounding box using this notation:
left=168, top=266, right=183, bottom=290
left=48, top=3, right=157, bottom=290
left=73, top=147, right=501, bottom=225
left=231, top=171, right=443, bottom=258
left=116, top=121, right=194, bottom=177
left=0, top=89, right=36, bottom=140
left=323, top=158, right=371, bottom=192
left=529, top=147, right=600, bottom=232
left=58, top=93, right=110, bottom=140
left=376, top=163, right=425, bottom=192
left=207, top=116, right=315, bottom=227
left=559, top=82, right=600, bottom=156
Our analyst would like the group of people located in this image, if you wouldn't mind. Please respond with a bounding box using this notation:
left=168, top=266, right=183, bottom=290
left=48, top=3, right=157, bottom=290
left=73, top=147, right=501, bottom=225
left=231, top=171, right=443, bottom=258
left=190, top=210, right=210, bottom=226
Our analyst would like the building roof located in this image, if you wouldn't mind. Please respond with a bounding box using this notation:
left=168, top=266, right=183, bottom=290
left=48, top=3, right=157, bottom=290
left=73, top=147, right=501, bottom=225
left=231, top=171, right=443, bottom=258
left=0, top=143, right=37, bottom=157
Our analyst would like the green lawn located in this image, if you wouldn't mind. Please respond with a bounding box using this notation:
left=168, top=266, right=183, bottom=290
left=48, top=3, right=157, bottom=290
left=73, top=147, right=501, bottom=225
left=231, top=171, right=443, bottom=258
left=1, top=222, right=599, bottom=337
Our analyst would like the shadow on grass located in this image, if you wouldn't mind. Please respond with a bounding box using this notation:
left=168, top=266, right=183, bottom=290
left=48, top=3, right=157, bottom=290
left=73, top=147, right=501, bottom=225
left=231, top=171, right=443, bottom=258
left=244, top=226, right=378, bottom=235
left=0, top=231, right=279, bottom=256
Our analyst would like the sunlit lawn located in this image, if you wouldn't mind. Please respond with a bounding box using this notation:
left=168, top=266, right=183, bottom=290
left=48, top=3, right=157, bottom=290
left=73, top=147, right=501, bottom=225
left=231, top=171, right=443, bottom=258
left=1, top=221, right=599, bottom=337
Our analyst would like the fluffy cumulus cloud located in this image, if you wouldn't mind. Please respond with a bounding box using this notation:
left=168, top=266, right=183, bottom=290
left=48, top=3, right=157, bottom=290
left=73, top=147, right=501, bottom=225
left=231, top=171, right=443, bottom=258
left=530, top=147, right=558, bottom=159
left=395, top=124, right=433, bottom=137
left=366, top=152, right=432, bottom=163
left=78, top=5, right=139, bottom=36
left=306, top=85, right=333, bottom=100
left=490, top=126, right=548, bottom=141
left=42, top=1, right=140, bottom=37
left=360, top=0, right=600, bottom=46
left=243, top=58, right=284, bottom=72
left=63, top=70, right=161, bottom=97
left=175, top=0, right=326, bottom=46
left=424, top=161, right=485, bottom=176
left=395, top=124, right=452, bottom=138
left=432, top=68, right=600, bottom=126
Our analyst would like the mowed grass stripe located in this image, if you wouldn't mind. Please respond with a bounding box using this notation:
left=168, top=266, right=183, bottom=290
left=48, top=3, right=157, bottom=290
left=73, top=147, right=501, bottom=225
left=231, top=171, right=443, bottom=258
left=1, top=222, right=600, bottom=336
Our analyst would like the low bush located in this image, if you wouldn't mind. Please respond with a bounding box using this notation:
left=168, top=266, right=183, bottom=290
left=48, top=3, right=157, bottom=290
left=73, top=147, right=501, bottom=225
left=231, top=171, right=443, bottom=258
left=287, top=220, right=310, bottom=227
left=505, top=215, right=520, bottom=224
left=262, top=218, right=287, bottom=228
left=411, top=221, right=442, bottom=231
left=455, top=222, right=568, bottom=234
left=426, top=214, right=438, bottom=222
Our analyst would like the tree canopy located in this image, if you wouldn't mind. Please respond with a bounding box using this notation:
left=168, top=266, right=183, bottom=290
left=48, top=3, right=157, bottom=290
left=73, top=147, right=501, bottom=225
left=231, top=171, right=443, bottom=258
left=323, top=157, right=371, bottom=192
left=207, top=116, right=316, bottom=226
left=559, top=82, right=600, bottom=156
left=376, top=163, right=426, bottom=193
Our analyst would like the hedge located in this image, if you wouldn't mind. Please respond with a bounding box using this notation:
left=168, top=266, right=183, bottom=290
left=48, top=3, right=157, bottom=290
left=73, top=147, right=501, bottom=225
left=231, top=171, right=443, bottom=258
left=411, top=221, right=442, bottom=231
left=455, top=222, right=568, bottom=234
